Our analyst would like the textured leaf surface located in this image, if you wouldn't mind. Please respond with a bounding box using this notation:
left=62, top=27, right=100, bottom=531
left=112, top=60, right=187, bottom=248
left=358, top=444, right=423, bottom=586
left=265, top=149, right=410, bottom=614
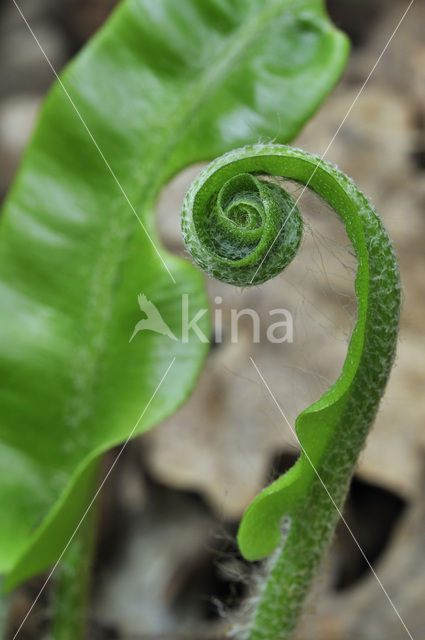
left=0, top=0, right=348, bottom=588
left=181, top=144, right=400, bottom=637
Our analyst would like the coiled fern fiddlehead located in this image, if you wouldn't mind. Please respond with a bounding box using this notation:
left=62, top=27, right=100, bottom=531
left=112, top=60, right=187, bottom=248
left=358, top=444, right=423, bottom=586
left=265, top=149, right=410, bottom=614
left=182, top=145, right=401, bottom=639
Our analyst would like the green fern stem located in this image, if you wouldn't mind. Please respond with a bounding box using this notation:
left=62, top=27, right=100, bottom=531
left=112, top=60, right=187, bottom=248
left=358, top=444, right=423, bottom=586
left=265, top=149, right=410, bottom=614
left=49, top=468, right=100, bottom=640
left=182, top=144, right=401, bottom=639
left=0, top=578, right=9, bottom=638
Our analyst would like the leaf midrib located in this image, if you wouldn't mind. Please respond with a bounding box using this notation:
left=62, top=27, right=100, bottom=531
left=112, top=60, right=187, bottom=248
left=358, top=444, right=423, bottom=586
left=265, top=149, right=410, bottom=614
left=62, top=0, right=302, bottom=454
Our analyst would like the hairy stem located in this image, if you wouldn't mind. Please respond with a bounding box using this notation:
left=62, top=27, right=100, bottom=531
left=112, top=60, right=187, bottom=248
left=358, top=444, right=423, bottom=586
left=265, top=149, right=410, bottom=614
left=50, top=483, right=99, bottom=640
left=0, top=580, right=9, bottom=639
left=246, top=362, right=386, bottom=639
left=182, top=144, right=400, bottom=639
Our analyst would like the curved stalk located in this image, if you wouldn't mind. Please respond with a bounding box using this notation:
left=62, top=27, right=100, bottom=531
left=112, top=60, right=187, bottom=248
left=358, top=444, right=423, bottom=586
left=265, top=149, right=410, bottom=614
left=182, top=144, right=401, bottom=638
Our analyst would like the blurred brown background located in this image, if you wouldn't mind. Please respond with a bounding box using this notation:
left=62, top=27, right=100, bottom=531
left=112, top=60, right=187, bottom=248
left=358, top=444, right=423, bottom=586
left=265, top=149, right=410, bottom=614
left=0, top=1, right=424, bottom=639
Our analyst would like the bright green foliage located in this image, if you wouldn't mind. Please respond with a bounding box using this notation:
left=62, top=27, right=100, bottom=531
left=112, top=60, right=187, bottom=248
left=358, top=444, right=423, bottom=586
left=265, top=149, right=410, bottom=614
left=0, top=0, right=348, bottom=590
left=182, top=144, right=401, bottom=638
left=182, top=172, right=303, bottom=285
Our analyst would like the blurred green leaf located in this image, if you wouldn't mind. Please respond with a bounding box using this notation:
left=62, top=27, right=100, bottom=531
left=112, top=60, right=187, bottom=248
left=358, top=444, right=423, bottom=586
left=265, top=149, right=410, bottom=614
left=0, top=0, right=348, bottom=589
